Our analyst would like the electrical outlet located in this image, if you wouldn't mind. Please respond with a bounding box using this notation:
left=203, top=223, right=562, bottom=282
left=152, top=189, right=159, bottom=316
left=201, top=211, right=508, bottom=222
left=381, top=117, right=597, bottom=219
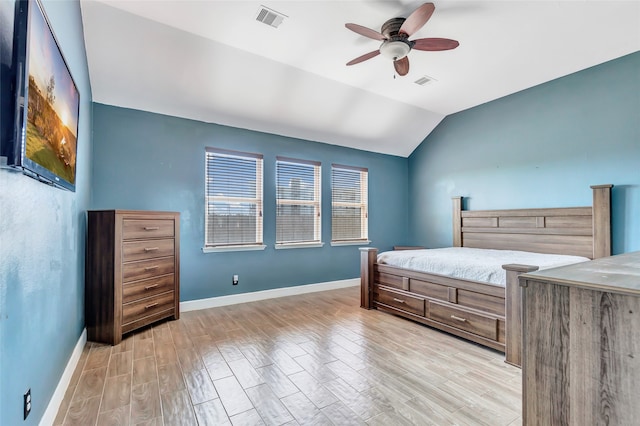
left=24, top=388, right=31, bottom=420
left=232, top=275, right=239, bottom=285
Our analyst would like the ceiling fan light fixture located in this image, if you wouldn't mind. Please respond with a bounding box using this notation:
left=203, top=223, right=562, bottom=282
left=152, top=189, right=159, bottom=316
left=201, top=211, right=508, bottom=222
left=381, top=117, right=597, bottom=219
left=379, top=40, right=411, bottom=60
left=345, top=3, right=458, bottom=74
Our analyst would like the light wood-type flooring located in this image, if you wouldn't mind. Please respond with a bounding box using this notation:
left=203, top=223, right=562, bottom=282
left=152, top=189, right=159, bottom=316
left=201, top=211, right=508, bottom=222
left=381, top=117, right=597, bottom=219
left=54, top=286, right=522, bottom=425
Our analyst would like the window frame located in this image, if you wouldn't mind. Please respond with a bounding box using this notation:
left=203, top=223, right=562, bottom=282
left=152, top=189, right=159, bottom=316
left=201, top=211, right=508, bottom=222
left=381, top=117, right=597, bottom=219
left=330, top=164, right=370, bottom=246
left=203, top=147, right=265, bottom=252
left=275, top=156, right=323, bottom=249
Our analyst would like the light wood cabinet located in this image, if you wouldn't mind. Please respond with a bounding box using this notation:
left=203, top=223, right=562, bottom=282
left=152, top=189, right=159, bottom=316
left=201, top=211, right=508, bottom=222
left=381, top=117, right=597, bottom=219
left=519, top=251, right=640, bottom=425
left=86, top=210, right=180, bottom=345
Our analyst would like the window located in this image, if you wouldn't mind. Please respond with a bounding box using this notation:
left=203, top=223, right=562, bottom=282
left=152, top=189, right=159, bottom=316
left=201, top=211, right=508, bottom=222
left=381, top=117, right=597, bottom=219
left=331, top=164, right=368, bottom=244
left=204, top=148, right=264, bottom=250
left=276, top=157, right=322, bottom=247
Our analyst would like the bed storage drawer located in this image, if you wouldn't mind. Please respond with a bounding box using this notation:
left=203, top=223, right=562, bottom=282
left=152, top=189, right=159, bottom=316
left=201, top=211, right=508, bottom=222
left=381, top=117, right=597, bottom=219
left=409, top=279, right=449, bottom=302
left=457, top=289, right=505, bottom=316
left=375, top=272, right=405, bottom=290
left=428, top=301, right=498, bottom=341
left=375, top=286, right=425, bottom=316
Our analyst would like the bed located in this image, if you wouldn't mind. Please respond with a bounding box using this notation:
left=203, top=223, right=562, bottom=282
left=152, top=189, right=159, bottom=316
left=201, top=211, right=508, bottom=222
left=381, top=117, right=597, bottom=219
left=360, top=184, right=612, bottom=367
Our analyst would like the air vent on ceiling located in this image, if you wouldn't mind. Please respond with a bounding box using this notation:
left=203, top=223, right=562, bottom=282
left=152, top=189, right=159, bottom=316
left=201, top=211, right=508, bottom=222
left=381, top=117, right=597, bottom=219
left=256, top=6, right=286, bottom=28
left=414, top=75, right=437, bottom=86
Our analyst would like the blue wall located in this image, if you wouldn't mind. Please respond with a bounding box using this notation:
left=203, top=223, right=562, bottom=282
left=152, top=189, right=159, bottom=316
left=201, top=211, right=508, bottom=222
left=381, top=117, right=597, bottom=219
left=91, top=104, right=409, bottom=301
left=408, top=52, right=640, bottom=254
left=0, top=1, right=92, bottom=424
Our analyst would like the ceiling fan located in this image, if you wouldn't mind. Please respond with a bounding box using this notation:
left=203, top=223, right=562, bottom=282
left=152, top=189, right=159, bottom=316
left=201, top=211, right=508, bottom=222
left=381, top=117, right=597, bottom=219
left=345, top=2, right=459, bottom=76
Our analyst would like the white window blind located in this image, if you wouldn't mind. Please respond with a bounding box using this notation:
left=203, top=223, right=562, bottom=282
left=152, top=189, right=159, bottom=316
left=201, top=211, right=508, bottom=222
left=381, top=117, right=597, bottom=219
left=205, top=148, right=263, bottom=248
left=332, top=164, right=368, bottom=242
left=276, top=157, right=321, bottom=246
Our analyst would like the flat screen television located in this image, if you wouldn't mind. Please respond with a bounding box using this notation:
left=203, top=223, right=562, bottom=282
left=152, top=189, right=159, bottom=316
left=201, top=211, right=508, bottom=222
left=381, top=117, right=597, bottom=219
left=2, top=0, right=80, bottom=191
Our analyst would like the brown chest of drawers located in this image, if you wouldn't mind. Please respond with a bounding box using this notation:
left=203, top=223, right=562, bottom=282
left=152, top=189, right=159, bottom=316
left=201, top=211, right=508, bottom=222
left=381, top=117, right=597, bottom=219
left=86, top=210, right=180, bottom=345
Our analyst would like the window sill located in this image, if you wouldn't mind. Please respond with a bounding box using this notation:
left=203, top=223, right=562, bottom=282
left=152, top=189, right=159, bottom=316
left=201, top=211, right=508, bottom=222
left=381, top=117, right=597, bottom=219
left=202, top=244, right=267, bottom=253
left=330, top=240, right=371, bottom=247
left=275, top=242, right=325, bottom=250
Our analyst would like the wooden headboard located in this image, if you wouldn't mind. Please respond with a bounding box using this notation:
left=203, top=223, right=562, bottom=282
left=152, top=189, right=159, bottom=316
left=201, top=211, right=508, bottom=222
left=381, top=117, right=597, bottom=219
left=452, top=185, right=612, bottom=259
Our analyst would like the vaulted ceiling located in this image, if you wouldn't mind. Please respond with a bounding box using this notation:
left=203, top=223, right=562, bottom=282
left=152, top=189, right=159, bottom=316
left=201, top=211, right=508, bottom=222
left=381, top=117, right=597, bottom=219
left=80, top=1, right=640, bottom=157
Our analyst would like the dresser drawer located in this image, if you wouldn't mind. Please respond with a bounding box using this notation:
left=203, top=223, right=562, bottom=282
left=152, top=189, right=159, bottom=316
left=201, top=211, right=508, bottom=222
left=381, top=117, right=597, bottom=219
left=375, top=286, right=425, bottom=316
left=122, top=309, right=175, bottom=334
left=122, top=257, right=175, bottom=283
left=428, top=301, right=498, bottom=340
left=122, top=219, right=175, bottom=240
left=122, top=291, right=175, bottom=326
left=123, top=238, right=174, bottom=262
left=123, top=274, right=175, bottom=304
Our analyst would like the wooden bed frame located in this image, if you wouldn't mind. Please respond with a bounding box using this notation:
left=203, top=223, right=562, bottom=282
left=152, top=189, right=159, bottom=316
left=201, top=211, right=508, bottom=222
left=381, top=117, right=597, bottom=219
left=360, top=184, right=612, bottom=367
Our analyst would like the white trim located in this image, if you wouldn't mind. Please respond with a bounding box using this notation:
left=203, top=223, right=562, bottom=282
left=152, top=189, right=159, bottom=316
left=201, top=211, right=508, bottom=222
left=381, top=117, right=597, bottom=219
left=331, top=240, right=371, bottom=247
left=202, top=244, right=267, bottom=253
left=181, top=278, right=359, bottom=312
left=275, top=242, right=324, bottom=250
left=39, top=328, right=87, bottom=426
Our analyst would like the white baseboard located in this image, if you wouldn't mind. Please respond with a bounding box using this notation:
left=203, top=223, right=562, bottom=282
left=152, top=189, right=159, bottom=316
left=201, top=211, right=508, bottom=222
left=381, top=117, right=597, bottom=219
left=40, top=328, right=87, bottom=426
left=181, top=278, right=359, bottom=312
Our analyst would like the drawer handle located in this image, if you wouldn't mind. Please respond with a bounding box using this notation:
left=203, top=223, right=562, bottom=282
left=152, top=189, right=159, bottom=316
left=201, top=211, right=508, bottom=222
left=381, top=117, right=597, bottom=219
left=145, top=302, right=158, bottom=309
left=450, top=315, right=467, bottom=322
left=144, top=247, right=159, bottom=252
left=144, top=266, right=159, bottom=271
left=392, top=298, right=406, bottom=304
left=144, top=284, right=159, bottom=290
left=144, top=226, right=160, bottom=231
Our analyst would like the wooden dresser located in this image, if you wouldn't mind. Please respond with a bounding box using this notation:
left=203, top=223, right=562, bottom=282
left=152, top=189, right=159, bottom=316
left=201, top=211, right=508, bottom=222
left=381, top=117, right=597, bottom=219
left=86, top=210, right=180, bottom=345
left=519, top=251, right=640, bottom=425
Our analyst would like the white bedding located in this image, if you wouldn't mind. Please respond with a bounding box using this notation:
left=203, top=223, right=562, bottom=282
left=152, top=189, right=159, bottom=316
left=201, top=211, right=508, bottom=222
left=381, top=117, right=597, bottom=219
left=377, top=247, right=590, bottom=286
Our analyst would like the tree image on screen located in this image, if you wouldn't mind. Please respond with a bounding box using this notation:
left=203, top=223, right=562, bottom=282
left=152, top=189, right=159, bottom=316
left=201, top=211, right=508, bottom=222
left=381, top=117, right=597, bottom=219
left=26, top=75, right=77, bottom=182
left=25, top=0, right=79, bottom=184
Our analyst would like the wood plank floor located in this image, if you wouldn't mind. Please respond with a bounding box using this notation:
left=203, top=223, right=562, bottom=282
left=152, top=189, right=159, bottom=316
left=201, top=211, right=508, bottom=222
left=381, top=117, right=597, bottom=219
left=54, top=286, right=522, bottom=425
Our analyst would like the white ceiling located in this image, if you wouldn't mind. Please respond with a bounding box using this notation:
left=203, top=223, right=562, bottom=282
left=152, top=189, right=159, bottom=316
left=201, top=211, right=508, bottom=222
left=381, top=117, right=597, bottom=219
left=80, top=1, right=640, bottom=157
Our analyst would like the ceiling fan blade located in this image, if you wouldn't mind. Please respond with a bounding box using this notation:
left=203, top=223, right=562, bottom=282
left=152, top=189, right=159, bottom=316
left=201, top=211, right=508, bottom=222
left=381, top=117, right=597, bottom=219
left=345, top=23, right=386, bottom=41
left=346, top=50, right=381, bottom=66
left=394, top=57, right=409, bottom=76
left=399, top=3, right=435, bottom=36
left=412, top=38, right=460, bottom=51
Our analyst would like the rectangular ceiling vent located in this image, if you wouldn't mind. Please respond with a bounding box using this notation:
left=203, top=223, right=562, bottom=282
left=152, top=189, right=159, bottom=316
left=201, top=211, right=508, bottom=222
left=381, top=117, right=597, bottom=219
left=414, top=75, right=437, bottom=86
left=256, top=6, right=286, bottom=28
